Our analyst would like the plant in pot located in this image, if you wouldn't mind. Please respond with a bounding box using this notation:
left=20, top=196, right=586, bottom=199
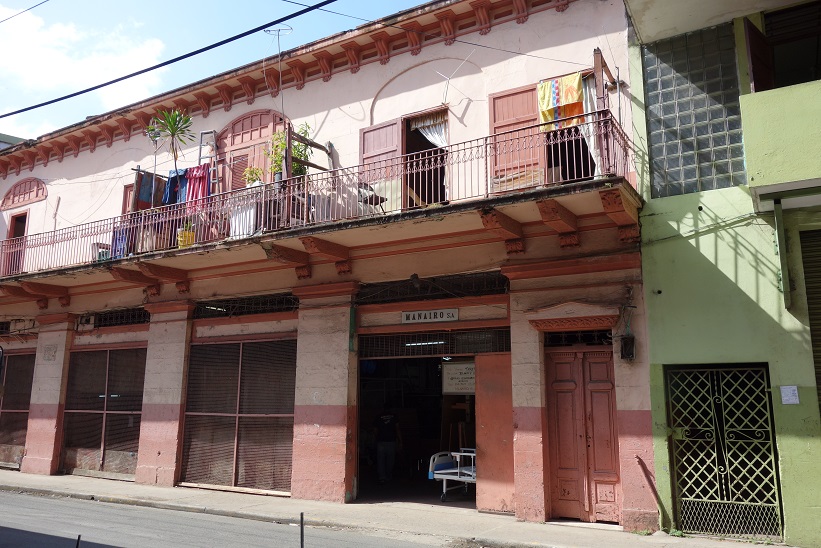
left=242, top=165, right=264, bottom=186
left=266, top=122, right=313, bottom=183
left=177, top=218, right=195, bottom=248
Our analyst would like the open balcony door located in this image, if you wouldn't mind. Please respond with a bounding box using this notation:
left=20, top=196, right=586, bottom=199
left=745, top=18, right=775, bottom=93
left=360, top=119, right=403, bottom=211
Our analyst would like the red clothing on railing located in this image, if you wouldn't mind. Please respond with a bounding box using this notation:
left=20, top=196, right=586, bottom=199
left=186, top=163, right=210, bottom=214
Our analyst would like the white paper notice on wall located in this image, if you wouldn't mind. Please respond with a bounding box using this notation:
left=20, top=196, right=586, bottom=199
left=780, top=385, right=800, bottom=405
left=442, top=361, right=475, bottom=395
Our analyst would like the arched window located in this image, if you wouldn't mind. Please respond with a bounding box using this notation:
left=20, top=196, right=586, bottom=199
left=217, top=109, right=287, bottom=192
left=1, top=177, right=47, bottom=210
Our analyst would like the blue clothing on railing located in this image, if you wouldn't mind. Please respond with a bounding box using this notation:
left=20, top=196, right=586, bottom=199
left=163, top=168, right=188, bottom=205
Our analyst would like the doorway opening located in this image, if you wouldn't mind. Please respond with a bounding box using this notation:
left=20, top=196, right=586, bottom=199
left=404, top=111, right=448, bottom=208
left=5, top=212, right=27, bottom=275
left=358, top=356, right=476, bottom=505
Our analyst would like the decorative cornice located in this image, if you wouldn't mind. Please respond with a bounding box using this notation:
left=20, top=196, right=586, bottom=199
left=143, top=301, right=195, bottom=315
left=193, top=92, right=213, bottom=118
left=313, top=51, right=334, bottom=82
left=115, top=118, right=132, bottom=142
left=263, top=68, right=280, bottom=96
left=341, top=41, right=361, bottom=73
left=215, top=84, right=235, bottom=112
left=403, top=22, right=424, bottom=55
left=287, top=59, right=307, bottom=90
left=435, top=10, right=457, bottom=45
left=99, top=126, right=115, bottom=148
left=371, top=31, right=392, bottom=65
left=502, top=252, right=641, bottom=280
left=36, top=312, right=78, bottom=326
left=512, top=0, right=529, bottom=23
left=470, top=0, right=492, bottom=35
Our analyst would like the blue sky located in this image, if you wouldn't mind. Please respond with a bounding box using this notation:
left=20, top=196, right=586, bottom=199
left=0, top=0, right=423, bottom=139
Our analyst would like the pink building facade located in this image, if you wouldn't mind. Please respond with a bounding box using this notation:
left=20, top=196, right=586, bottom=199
left=0, top=0, right=657, bottom=531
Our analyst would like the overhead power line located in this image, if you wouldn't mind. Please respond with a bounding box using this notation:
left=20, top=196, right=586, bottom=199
left=0, top=0, right=338, bottom=120
left=0, top=0, right=50, bottom=25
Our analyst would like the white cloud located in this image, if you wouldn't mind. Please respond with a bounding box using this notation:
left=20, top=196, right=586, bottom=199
left=0, top=5, right=167, bottom=125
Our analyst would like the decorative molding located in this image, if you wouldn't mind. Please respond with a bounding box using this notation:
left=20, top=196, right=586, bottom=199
left=555, top=0, right=570, bottom=12
left=263, top=68, right=280, bottom=96
left=435, top=10, right=457, bottom=45
left=36, top=145, right=52, bottom=167
left=109, top=267, right=158, bottom=286
left=479, top=208, right=524, bottom=240
left=115, top=118, right=132, bottom=142
left=537, top=199, right=577, bottom=232
left=300, top=237, right=350, bottom=260
left=529, top=315, right=617, bottom=332
left=173, top=98, right=192, bottom=112
left=262, top=243, right=310, bottom=265
left=36, top=312, right=77, bottom=326
left=618, top=224, right=640, bottom=243
left=402, top=22, right=424, bottom=55
left=136, top=263, right=188, bottom=282
left=64, top=136, right=81, bottom=158
left=143, top=301, right=195, bottom=315
left=371, top=31, right=392, bottom=65
left=1, top=177, right=48, bottom=211
left=7, top=156, right=21, bottom=176
left=237, top=76, right=258, bottom=105
left=295, top=265, right=312, bottom=280
left=313, top=51, right=334, bottom=82
left=175, top=281, right=191, bottom=294
left=526, top=301, right=620, bottom=333
left=287, top=60, right=307, bottom=90
left=292, top=281, right=359, bottom=299
left=19, top=282, right=67, bottom=297
left=512, top=0, right=529, bottom=23
left=558, top=232, right=580, bottom=248
left=193, top=92, right=213, bottom=117
left=215, top=84, right=235, bottom=111
left=99, top=126, right=115, bottom=148
left=505, top=238, right=526, bottom=254
left=335, top=260, right=353, bottom=275
left=341, top=41, right=361, bottom=73
left=599, top=187, right=641, bottom=243
left=21, top=150, right=36, bottom=172
left=134, top=112, right=153, bottom=131
left=470, top=0, right=492, bottom=35
left=81, top=129, right=98, bottom=154
left=501, top=252, right=642, bottom=280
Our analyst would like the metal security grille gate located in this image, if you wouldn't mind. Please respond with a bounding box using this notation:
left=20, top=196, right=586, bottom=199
left=0, top=354, right=35, bottom=468
left=666, top=366, right=782, bottom=539
left=800, top=229, right=821, bottom=414
left=181, top=340, right=296, bottom=492
left=63, top=349, right=147, bottom=477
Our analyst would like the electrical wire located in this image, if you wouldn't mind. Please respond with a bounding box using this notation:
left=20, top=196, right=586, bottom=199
left=0, top=0, right=339, bottom=119
left=0, top=0, right=49, bottom=25
left=279, top=0, right=589, bottom=66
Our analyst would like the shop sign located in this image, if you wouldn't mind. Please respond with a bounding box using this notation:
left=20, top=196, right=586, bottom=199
left=442, top=361, right=475, bottom=395
left=401, top=308, right=458, bottom=324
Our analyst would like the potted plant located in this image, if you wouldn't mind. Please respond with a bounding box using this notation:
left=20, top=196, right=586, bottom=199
left=242, top=166, right=264, bottom=186
left=266, top=122, right=313, bottom=181
left=177, top=218, right=195, bottom=248
left=146, top=109, right=194, bottom=178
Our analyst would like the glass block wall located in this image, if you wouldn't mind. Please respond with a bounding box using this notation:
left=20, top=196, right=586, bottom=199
left=643, top=24, right=746, bottom=198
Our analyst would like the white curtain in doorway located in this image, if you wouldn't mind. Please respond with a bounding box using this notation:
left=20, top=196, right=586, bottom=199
left=580, top=75, right=603, bottom=178
left=410, top=111, right=448, bottom=148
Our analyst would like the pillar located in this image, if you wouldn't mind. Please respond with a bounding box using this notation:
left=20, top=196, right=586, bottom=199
left=135, top=301, right=193, bottom=486
left=290, top=282, right=358, bottom=502
left=21, top=313, right=75, bottom=475
left=509, top=294, right=550, bottom=521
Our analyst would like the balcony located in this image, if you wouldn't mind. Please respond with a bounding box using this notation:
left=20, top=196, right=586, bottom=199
left=742, top=80, right=821, bottom=210
left=0, top=111, right=631, bottom=282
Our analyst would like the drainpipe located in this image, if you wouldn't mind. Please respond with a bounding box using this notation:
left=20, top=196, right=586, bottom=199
left=773, top=199, right=791, bottom=309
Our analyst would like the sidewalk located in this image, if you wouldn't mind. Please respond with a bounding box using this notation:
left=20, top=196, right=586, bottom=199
left=0, top=470, right=754, bottom=548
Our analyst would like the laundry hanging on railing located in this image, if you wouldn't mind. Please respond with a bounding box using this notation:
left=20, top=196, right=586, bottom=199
left=538, top=72, right=583, bottom=130
left=164, top=168, right=188, bottom=205
left=134, top=171, right=166, bottom=211
left=185, top=163, right=211, bottom=214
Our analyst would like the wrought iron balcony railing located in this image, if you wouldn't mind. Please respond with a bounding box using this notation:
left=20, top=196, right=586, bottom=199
left=0, top=111, right=630, bottom=278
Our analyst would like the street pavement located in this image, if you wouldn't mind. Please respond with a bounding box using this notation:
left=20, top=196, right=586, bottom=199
left=0, top=470, right=770, bottom=548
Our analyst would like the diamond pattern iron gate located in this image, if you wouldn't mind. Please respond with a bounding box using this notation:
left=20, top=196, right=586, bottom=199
left=666, top=366, right=782, bottom=539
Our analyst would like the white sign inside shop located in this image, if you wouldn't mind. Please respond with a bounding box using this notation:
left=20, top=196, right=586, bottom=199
left=401, top=308, right=459, bottom=324
left=442, top=361, right=475, bottom=395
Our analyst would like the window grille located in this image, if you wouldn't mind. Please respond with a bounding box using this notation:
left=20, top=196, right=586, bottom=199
left=193, top=293, right=299, bottom=319
left=89, top=308, right=150, bottom=328
left=545, top=330, right=612, bottom=347
left=356, top=272, right=508, bottom=305
left=359, top=328, right=510, bottom=358
left=0, top=322, right=10, bottom=335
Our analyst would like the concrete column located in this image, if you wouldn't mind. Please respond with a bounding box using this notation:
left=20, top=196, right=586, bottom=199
left=290, top=282, right=358, bottom=502
left=22, top=313, right=76, bottom=475
left=135, top=301, right=193, bottom=486
left=509, top=293, right=549, bottom=522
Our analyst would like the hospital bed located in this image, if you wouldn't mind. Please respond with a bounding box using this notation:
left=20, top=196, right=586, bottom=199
left=428, top=448, right=476, bottom=502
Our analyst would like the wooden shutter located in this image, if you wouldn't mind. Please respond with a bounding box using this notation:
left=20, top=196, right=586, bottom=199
left=489, top=85, right=541, bottom=189
left=745, top=18, right=775, bottom=93
left=801, top=230, right=821, bottom=412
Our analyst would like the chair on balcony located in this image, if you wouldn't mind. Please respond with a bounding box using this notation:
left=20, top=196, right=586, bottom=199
left=92, top=242, right=111, bottom=262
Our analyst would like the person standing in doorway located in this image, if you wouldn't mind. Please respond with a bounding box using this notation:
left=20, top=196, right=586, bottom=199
left=374, top=405, right=402, bottom=484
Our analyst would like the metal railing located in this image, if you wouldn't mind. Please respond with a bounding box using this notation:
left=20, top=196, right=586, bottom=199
left=0, top=111, right=630, bottom=278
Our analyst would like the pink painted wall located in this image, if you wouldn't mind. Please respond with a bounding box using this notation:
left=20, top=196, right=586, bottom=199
left=21, top=317, right=74, bottom=475
left=290, top=294, right=357, bottom=502
left=617, top=410, right=658, bottom=531
left=135, top=305, right=193, bottom=486
left=475, top=353, right=515, bottom=513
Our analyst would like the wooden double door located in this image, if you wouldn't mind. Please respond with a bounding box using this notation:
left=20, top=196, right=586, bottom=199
left=545, top=349, right=620, bottom=523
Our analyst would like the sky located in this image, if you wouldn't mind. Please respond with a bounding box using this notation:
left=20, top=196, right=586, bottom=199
left=0, top=0, right=424, bottom=139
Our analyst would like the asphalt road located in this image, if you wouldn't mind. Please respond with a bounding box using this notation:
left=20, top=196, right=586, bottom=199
left=0, top=492, right=450, bottom=548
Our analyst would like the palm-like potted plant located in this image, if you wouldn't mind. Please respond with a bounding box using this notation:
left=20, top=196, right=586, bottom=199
left=147, top=109, right=196, bottom=248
